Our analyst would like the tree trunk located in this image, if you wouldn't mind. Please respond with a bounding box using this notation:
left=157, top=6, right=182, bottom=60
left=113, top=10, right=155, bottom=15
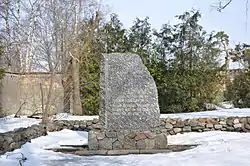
left=72, top=57, right=83, bottom=115
left=62, top=75, right=71, bottom=113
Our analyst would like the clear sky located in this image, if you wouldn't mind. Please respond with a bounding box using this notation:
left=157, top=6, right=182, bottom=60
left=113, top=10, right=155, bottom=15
left=105, top=0, right=249, bottom=46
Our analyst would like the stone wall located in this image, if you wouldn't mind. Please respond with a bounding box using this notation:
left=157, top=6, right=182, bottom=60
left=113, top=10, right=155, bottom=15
left=1, top=116, right=250, bottom=154
left=0, top=72, right=64, bottom=116
left=48, top=116, right=250, bottom=134
left=0, top=124, right=47, bottom=155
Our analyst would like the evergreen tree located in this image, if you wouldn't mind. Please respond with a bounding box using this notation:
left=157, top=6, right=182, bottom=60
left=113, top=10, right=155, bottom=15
left=152, top=10, right=224, bottom=113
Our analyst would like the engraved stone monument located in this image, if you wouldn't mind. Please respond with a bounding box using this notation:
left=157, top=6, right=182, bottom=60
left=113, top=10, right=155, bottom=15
left=99, top=53, right=160, bottom=130
left=88, top=53, right=167, bottom=151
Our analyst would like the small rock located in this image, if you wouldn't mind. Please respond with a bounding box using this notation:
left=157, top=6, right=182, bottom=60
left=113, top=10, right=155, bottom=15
left=88, top=131, right=99, bottom=150
left=80, top=124, right=87, bottom=129
left=219, top=121, right=227, bottom=125
left=135, top=133, right=147, bottom=141
left=96, top=131, right=106, bottom=140
left=169, top=119, right=177, bottom=125
left=3, top=135, right=13, bottom=144
left=190, top=119, right=199, bottom=127
left=160, top=119, right=166, bottom=126
left=106, top=131, right=117, bottom=138
left=226, top=126, right=235, bottom=131
left=137, top=140, right=146, bottom=149
left=123, top=137, right=136, bottom=150
left=173, top=128, right=182, bottom=134
left=226, top=119, right=234, bottom=126
left=144, top=131, right=155, bottom=139
left=145, top=139, right=155, bottom=149
left=117, top=132, right=125, bottom=142
left=154, top=134, right=168, bottom=149
left=214, top=124, right=223, bottom=130
left=155, top=128, right=161, bottom=134
left=192, top=126, right=204, bottom=131
left=239, top=117, right=247, bottom=123
left=2, top=141, right=10, bottom=151
left=86, top=120, right=92, bottom=126
left=9, top=142, right=19, bottom=150
left=235, top=127, right=242, bottom=132
left=0, top=136, right=4, bottom=147
left=113, top=140, right=122, bottom=150
left=126, top=131, right=136, bottom=139
left=92, top=118, right=99, bottom=124
left=183, top=126, right=191, bottom=132
left=198, top=118, right=207, bottom=123
left=169, top=130, right=175, bottom=135
left=234, top=124, right=242, bottom=129
left=165, top=123, right=173, bottom=130
left=93, top=124, right=102, bottom=130
left=184, top=119, right=189, bottom=126
left=73, top=125, right=80, bottom=129
left=203, top=128, right=211, bottom=132
left=99, top=137, right=113, bottom=150
left=245, top=123, right=250, bottom=130
left=206, top=123, right=214, bottom=128
left=233, top=119, right=240, bottom=124
left=175, top=120, right=184, bottom=128
left=160, top=129, right=168, bottom=133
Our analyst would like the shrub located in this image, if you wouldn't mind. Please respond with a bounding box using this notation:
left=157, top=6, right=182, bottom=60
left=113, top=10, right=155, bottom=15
left=225, top=71, right=250, bottom=108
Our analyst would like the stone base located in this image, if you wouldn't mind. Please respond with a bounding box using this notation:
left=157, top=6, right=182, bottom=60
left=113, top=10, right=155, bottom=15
left=88, top=130, right=168, bottom=150
left=47, top=145, right=198, bottom=156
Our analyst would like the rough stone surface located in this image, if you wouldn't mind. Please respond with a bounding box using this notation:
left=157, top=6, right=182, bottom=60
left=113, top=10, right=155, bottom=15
left=134, top=133, right=147, bottom=141
left=165, top=123, right=173, bottom=130
left=145, top=139, right=155, bottom=149
left=214, top=124, right=223, bottom=130
left=245, top=123, right=250, bottom=130
left=99, top=137, right=113, bottom=150
left=99, top=53, right=160, bottom=130
left=206, top=123, right=214, bottom=128
left=183, top=126, right=192, bottom=132
left=137, top=140, right=146, bottom=149
left=123, top=137, right=137, bottom=150
left=173, top=128, right=182, bottom=134
left=113, top=140, right=122, bottom=150
left=88, top=131, right=99, bottom=150
left=154, top=133, right=168, bottom=149
left=96, top=131, right=106, bottom=140
left=234, top=123, right=242, bottom=129
left=106, top=131, right=117, bottom=138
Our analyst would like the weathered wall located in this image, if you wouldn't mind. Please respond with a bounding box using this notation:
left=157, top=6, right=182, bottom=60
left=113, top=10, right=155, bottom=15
left=0, top=73, right=20, bottom=116
left=0, top=72, right=64, bottom=116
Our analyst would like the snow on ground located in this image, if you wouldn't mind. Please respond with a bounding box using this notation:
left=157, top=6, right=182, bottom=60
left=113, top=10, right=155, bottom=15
left=161, top=108, right=250, bottom=119
left=0, top=115, right=41, bottom=133
left=1, top=129, right=250, bottom=166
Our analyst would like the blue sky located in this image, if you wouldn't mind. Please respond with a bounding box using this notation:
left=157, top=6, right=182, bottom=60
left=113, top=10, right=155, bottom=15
left=105, top=0, right=249, bottom=46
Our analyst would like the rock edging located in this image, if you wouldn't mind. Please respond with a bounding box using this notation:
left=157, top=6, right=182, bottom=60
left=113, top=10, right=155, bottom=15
left=1, top=116, right=250, bottom=155
left=0, top=124, right=47, bottom=155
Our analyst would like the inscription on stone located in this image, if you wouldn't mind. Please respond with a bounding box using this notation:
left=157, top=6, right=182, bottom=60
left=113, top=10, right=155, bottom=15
left=99, top=53, right=160, bottom=130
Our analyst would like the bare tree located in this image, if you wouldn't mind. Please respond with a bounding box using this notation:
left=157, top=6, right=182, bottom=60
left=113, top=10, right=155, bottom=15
left=0, top=0, right=108, bottom=116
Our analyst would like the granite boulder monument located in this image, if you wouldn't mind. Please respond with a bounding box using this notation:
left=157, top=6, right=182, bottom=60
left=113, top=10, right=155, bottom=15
left=88, top=53, right=168, bottom=150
